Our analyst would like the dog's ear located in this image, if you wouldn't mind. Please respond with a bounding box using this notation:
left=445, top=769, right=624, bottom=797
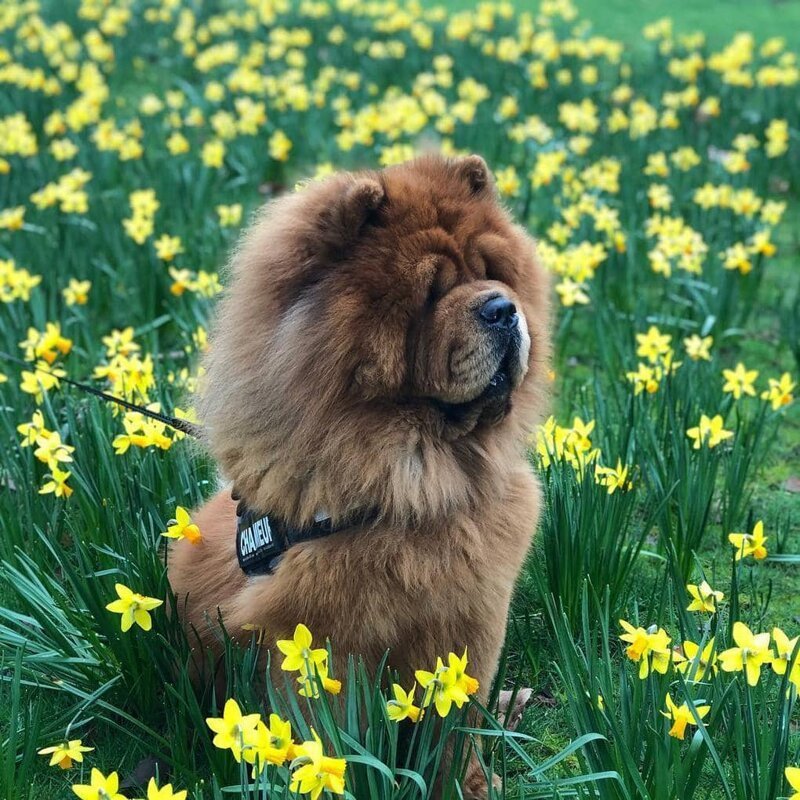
left=456, top=154, right=494, bottom=196
left=317, top=176, right=385, bottom=253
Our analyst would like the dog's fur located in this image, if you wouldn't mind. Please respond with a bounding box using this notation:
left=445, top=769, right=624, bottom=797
left=168, top=154, right=550, bottom=796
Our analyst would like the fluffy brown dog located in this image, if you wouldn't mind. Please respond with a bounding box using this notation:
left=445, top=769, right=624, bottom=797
left=169, top=153, right=550, bottom=797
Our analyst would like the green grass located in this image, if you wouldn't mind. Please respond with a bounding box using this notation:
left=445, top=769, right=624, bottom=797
left=440, top=0, right=800, bottom=52
left=576, top=0, right=800, bottom=52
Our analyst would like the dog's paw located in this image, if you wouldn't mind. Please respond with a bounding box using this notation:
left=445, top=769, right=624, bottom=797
left=462, top=767, right=501, bottom=800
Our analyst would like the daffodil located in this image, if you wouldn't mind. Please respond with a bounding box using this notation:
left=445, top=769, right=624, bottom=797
left=415, top=657, right=455, bottom=717
left=770, top=627, right=799, bottom=679
left=635, top=325, right=671, bottom=363
left=683, top=334, right=712, bottom=361
left=555, top=277, right=590, bottom=307
left=161, top=506, right=202, bottom=543
left=415, top=650, right=478, bottom=717
left=20, top=363, right=63, bottom=403
left=786, top=766, right=800, bottom=800
left=387, top=683, right=422, bottom=723
left=619, top=621, right=681, bottom=679
left=761, top=372, right=795, bottom=410
left=38, top=739, right=93, bottom=769
left=728, top=520, right=767, bottom=560
left=202, top=139, right=226, bottom=168
left=297, top=659, right=342, bottom=698
left=0, top=205, right=25, bottom=230
left=678, top=638, right=718, bottom=681
left=33, top=431, right=74, bottom=470
left=105, top=583, right=163, bottom=632
left=39, top=467, right=74, bottom=498
left=216, top=203, right=242, bottom=226
left=722, top=362, right=758, bottom=399
left=686, top=414, right=733, bottom=449
left=243, top=713, right=295, bottom=773
left=269, top=130, right=292, bottom=161
left=276, top=623, right=329, bottom=673
left=594, top=460, right=632, bottom=494
left=619, top=619, right=650, bottom=662
left=62, top=278, right=91, bottom=306
left=661, top=694, right=710, bottom=740
left=146, top=778, right=187, bottom=800
left=205, top=698, right=261, bottom=762
left=686, top=581, right=724, bottom=613
left=647, top=627, right=682, bottom=677
left=289, top=731, right=346, bottom=799
left=154, top=234, right=183, bottom=262
left=718, top=622, right=771, bottom=686
left=71, top=768, right=126, bottom=800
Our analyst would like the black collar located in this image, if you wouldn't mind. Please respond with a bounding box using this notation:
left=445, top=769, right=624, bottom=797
left=235, top=498, right=375, bottom=576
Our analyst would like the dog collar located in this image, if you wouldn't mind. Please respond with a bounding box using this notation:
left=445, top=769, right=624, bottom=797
left=235, top=498, right=375, bottom=576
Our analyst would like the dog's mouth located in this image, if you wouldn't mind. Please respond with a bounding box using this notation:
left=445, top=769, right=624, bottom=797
left=436, top=337, right=519, bottom=427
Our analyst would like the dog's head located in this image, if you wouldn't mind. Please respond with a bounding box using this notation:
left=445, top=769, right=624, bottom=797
left=200, top=154, right=550, bottom=522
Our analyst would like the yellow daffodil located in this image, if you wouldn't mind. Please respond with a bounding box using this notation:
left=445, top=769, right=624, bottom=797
left=297, top=659, right=342, bottom=698
left=786, top=766, right=800, bottom=800
left=62, top=278, right=91, bottom=306
left=722, top=362, right=758, bottom=399
left=161, top=506, right=202, bottom=543
left=661, top=694, right=710, bottom=740
left=447, top=649, right=480, bottom=696
left=619, top=619, right=650, bottom=662
left=415, top=650, right=479, bottom=717
left=205, top=698, right=261, bottom=763
left=771, top=627, right=799, bottom=680
left=686, top=414, right=733, bottom=449
left=216, top=203, right=242, bottom=226
left=594, top=460, right=632, bottom=494
left=276, top=623, right=329, bottom=673
left=105, top=583, right=163, bottom=632
left=289, top=731, right=346, bottom=799
left=761, top=372, right=795, bottom=410
left=728, top=520, right=768, bottom=560
left=678, top=638, right=718, bottom=681
left=686, top=580, right=724, bottom=613
left=269, top=130, right=292, bottom=162
left=33, top=431, right=74, bottom=470
left=201, top=139, right=226, bottom=168
left=0, top=206, right=25, bottom=230
left=154, top=234, right=183, bottom=262
left=555, top=278, right=590, bottom=307
left=39, top=467, right=74, bottom=498
left=718, top=622, right=771, bottom=686
left=38, top=739, right=93, bottom=769
left=387, top=683, right=422, bottom=723
left=636, top=326, right=671, bottom=363
left=71, top=768, right=126, bottom=800
left=243, top=713, right=295, bottom=773
left=626, top=362, right=661, bottom=395
left=146, top=778, right=187, bottom=800
left=619, top=621, right=681, bottom=678
left=683, top=334, right=712, bottom=361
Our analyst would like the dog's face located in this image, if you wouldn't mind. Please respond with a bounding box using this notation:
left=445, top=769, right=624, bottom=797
left=202, top=154, right=549, bottom=519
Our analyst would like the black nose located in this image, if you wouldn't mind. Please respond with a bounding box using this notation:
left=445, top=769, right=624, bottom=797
left=479, top=296, right=517, bottom=329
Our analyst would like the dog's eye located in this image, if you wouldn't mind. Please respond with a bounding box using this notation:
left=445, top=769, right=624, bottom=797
left=428, top=259, right=457, bottom=305
left=476, top=234, right=515, bottom=284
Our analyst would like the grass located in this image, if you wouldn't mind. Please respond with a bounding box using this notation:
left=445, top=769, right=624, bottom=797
left=1, top=0, right=799, bottom=798
left=576, top=0, right=800, bottom=52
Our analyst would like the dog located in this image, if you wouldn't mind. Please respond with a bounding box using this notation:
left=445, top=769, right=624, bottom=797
left=168, top=153, right=550, bottom=797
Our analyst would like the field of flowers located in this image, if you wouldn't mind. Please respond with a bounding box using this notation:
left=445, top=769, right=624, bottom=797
left=0, top=0, right=798, bottom=798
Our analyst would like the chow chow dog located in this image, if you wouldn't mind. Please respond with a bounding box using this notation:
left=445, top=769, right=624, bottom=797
left=169, top=153, right=550, bottom=797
